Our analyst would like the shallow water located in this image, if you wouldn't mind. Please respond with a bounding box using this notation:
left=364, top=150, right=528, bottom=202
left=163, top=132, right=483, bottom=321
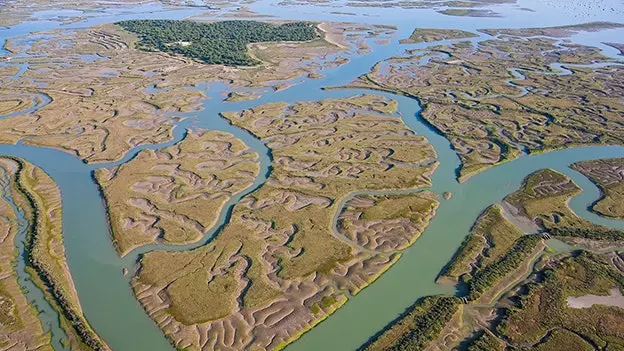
left=0, top=1, right=623, bottom=350
left=0, top=167, right=69, bottom=350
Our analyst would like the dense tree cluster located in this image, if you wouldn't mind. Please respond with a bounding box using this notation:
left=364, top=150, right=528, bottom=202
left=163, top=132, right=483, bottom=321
left=465, top=235, right=541, bottom=301
left=466, top=330, right=505, bottom=351
left=550, top=226, right=624, bottom=241
left=117, top=19, right=319, bottom=66
left=389, top=297, right=461, bottom=351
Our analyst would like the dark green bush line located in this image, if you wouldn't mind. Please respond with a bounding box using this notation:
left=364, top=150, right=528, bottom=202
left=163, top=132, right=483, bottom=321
left=466, top=330, right=505, bottom=351
left=550, top=226, right=624, bottom=241
left=465, top=235, right=542, bottom=301
left=388, top=296, right=461, bottom=351
left=440, top=234, right=485, bottom=280
left=11, top=159, right=106, bottom=350
left=116, top=19, right=319, bottom=66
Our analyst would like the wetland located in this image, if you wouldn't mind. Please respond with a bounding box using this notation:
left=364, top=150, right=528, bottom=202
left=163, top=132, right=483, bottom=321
left=0, top=0, right=623, bottom=350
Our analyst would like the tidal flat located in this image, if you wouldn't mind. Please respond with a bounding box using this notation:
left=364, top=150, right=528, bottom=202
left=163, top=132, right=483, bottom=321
left=132, top=95, right=439, bottom=350
left=0, top=156, right=107, bottom=350
left=338, top=23, right=624, bottom=181
left=0, top=0, right=623, bottom=350
left=0, top=19, right=391, bottom=164
left=572, top=158, right=624, bottom=219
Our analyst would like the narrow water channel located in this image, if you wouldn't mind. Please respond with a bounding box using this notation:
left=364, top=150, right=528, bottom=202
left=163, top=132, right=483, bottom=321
left=0, top=2, right=622, bottom=351
left=0, top=166, right=69, bottom=350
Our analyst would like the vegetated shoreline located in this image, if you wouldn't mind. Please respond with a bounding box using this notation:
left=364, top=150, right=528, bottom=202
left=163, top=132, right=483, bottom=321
left=6, top=156, right=109, bottom=350
left=93, top=130, right=265, bottom=258
left=260, top=188, right=438, bottom=350
left=0, top=158, right=54, bottom=350
left=358, top=167, right=624, bottom=351
left=116, top=19, right=321, bottom=66
left=120, top=94, right=439, bottom=350
left=569, top=159, right=624, bottom=220
left=580, top=175, right=617, bottom=220
left=327, top=84, right=624, bottom=184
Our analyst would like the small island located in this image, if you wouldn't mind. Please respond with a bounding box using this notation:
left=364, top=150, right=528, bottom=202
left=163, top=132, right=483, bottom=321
left=117, top=20, right=319, bottom=66
left=572, top=158, right=624, bottom=219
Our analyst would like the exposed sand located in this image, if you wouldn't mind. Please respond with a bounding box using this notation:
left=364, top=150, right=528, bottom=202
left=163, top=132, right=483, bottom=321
left=567, top=288, right=624, bottom=309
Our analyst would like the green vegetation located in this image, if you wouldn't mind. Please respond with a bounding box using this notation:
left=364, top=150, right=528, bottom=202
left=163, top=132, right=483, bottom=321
left=465, top=234, right=542, bottom=301
left=341, top=30, right=624, bottom=181
left=363, top=296, right=461, bottom=351
left=531, top=329, right=595, bottom=351
left=94, top=130, right=260, bottom=255
left=364, top=169, right=624, bottom=351
left=0, top=159, right=53, bottom=350
left=496, top=251, right=624, bottom=349
left=440, top=204, right=528, bottom=283
left=400, top=28, right=477, bottom=44
left=340, top=192, right=439, bottom=252
left=442, top=234, right=486, bottom=280
left=505, top=169, right=624, bottom=243
left=572, top=158, right=624, bottom=219
left=0, top=157, right=105, bottom=350
left=117, top=20, right=319, bottom=66
left=465, top=330, right=505, bottom=351
left=549, top=227, right=624, bottom=241
left=131, top=95, right=438, bottom=350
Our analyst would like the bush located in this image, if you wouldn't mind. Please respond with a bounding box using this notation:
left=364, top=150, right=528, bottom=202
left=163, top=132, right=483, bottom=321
left=117, top=20, right=318, bottom=66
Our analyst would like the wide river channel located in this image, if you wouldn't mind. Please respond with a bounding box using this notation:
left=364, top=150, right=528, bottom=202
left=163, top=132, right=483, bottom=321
left=0, top=1, right=623, bottom=350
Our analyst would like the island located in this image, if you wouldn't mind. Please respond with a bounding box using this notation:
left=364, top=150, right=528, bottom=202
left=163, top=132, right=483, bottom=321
left=95, top=129, right=261, bottom=256
left=337, top=23, right=624, bottom=181
left=0, top=157, right=108, bottom=350
left=572, top=158, right=624, bottom=219
left=117, top=95, right=440, bottom=350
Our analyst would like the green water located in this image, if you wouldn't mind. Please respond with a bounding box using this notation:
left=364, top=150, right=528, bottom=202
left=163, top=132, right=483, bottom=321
left=0, top=1, right=622, bottom=350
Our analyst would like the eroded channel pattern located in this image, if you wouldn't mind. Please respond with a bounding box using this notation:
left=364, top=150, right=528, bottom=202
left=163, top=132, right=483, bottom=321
left=0, top=157, right=109, bottom=350
left=116, top=95, right=440, bottom=350
left=338, top=192, right=439, bottom=252
left=363, top=168, right=624, bottom=351
left=0, top=21, right=390, bottom=164
left=341, top=23, right=624, bottom=181
left=572, top=158, right=624, bottom=219
left=95, top=129, right=261, bottom=256
left=0, top=158, right=53, bottom=351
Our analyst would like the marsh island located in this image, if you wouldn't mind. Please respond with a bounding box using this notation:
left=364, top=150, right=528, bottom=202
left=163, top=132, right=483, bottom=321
left=0, top=1, right=623, bottom=351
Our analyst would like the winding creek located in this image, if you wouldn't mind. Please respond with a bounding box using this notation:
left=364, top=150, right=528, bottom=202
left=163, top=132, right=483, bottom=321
left=0, top=167, right=69, bottom=350
left=0, top=1, right=623, bottom=350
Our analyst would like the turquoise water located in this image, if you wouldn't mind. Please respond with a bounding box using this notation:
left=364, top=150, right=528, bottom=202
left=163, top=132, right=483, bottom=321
left=0, top=166, right=69, bottom=350
left=0, top=1, right=623, bottom=350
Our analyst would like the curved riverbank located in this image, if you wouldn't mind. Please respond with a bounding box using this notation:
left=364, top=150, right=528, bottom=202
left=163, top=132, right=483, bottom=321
left=0, top=2, right=623, bottom=351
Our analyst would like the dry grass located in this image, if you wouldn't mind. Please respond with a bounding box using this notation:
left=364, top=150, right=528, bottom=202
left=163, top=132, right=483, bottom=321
left=0, top=158, right=53, bottom=350
left=399, top=28, right=477, bottom=44
left=3, top=157, right=109, bottom=350
left=441, top=204, right=524, bottom=281
left=340, top=192, right=439, bottom=252
left=340, top=31, right=624, bottom=181
left=498, top=252, right=624, bottom=349
left=475, top=205, right=525, bottom=267
left=95, top=129, right=260, bottom=255
left=132, top=95, right=438, bottom=350
left=505, top=169, right=624, bottom=237
left=0, top=22, right=386, bottom=164
left=572, top=158, right=624, bottom=219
